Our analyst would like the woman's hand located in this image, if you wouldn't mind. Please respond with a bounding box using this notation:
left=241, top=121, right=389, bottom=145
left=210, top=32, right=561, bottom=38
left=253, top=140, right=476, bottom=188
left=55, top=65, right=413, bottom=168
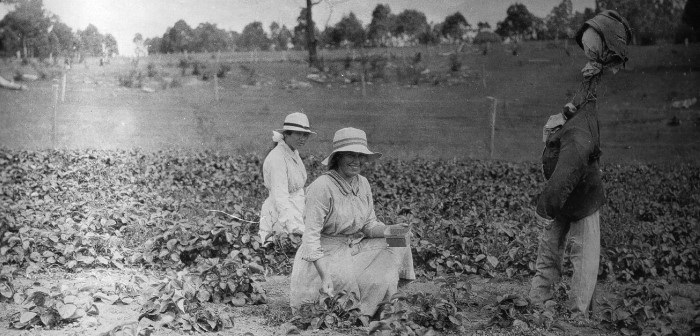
left=313, top=260, right=333, bottom=296
left=321, top=276, right=334, bottom=296
left=383, top=223, right=411, bottom=237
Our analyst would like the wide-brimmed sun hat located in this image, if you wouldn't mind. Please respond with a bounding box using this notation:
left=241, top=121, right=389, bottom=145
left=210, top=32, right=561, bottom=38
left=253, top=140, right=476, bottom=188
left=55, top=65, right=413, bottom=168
left=275, top=112, right=316, bottom=134
left=321, top=127, right=382, bottom=165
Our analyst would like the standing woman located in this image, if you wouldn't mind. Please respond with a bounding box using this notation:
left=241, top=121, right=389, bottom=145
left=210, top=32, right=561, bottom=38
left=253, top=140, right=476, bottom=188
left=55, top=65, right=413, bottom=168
left=258, top=112, right=316, bottom=243
left=290, top=127, right=415, bottom=317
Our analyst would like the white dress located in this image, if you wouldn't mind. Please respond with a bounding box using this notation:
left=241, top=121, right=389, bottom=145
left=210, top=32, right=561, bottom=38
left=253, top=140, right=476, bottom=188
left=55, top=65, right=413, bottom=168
left=290, top=171, right=415, bottom=316
left=258, top=141, right=307, bottom=242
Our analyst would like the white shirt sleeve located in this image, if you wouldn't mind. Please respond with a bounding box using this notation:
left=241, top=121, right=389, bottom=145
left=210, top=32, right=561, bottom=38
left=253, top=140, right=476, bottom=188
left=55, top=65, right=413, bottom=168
left=265, top=152, right=295, bottom=227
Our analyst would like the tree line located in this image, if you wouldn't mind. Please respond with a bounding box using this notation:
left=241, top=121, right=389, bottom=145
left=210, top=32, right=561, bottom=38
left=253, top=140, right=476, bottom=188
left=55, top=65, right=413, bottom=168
left=0, top=0, right=698, bottom=60
left=144, top=0, right=699, bottom=54
left=0, top=0, right=117, bottom=59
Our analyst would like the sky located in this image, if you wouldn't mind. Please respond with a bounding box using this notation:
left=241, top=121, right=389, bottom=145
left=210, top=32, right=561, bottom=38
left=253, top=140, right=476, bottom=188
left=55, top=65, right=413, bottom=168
left=1, top=0, right=596, bottom=56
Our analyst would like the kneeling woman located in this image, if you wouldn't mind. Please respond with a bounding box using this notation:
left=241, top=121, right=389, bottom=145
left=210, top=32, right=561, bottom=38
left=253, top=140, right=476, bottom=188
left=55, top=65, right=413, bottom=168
left=290, top=127, right=415, bottom=317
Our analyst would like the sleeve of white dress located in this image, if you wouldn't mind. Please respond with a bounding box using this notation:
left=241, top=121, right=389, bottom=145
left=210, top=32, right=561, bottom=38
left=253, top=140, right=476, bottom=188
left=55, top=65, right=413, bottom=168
left=297, top=178, right=330, bottom=262
left=267, top=153, right=294, bottom=227
left=360, top=177, right=387, bottom=238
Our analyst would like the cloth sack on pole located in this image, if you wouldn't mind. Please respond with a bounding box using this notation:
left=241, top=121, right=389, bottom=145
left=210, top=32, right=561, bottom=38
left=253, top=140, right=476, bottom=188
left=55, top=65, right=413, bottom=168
left=574, top=10, right=632, bottom=77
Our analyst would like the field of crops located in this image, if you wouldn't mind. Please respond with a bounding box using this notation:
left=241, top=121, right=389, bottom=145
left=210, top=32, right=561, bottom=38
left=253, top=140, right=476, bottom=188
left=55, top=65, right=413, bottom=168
left=0, top=148, right=698, bottom=335
left=0, top=40, right=699, bottom=335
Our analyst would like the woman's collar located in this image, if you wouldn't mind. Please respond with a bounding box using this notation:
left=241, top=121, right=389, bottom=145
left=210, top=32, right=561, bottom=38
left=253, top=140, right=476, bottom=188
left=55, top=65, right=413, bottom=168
left=326, top=170, right=359, bottom=196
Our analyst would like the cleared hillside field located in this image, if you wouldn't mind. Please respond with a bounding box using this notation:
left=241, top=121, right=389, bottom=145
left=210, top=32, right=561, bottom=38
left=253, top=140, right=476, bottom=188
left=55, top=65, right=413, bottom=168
left=0, top=42, right=698, bottom=163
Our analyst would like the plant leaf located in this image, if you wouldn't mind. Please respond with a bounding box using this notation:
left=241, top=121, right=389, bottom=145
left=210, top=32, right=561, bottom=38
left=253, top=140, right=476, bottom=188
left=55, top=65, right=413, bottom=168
left=58, top=304, right=77, bottom=319
left=20, top=311, right=38, bottom=324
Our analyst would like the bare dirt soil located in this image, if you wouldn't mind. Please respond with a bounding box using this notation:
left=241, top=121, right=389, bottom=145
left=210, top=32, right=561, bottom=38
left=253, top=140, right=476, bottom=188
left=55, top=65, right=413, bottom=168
left=1, top=267, right=697, bottom=335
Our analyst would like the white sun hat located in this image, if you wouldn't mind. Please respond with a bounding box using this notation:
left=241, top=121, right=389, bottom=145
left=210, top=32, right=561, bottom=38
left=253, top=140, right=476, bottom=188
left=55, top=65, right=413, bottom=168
left=275, top=112, right=316, bottom=134
left=321, top=127, right=382, bottom=165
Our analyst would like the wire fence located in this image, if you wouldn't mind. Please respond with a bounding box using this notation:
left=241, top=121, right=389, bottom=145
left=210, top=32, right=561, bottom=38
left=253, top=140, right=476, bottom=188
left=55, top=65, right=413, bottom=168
left=143, top=44, right=467, bottom=65
left=2, top=49, right=698, bottom=164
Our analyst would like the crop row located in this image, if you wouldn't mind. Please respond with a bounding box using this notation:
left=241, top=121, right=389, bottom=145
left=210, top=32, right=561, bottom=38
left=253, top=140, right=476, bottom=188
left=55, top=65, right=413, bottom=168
left=1, top=149, right=698, bottom=283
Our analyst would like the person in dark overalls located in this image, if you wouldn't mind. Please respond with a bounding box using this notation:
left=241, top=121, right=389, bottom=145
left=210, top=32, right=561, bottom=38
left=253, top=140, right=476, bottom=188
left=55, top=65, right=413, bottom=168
left=530, top=10, right=632, bottom=316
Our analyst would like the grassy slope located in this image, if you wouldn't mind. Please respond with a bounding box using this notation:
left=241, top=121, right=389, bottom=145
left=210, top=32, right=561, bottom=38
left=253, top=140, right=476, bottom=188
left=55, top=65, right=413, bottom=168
left=0, top=42, right=698, bottom=163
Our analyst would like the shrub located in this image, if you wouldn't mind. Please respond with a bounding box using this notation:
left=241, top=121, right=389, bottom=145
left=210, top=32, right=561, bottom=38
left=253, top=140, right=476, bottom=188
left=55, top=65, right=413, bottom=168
left=449, top=53, right=462, bottom=72
left=473, top=31, right=502, bottom=45
left=118, top=70, right=143, bottom=88
left=395, top=62, right=421, bottom=85
left=368, top=54, right=388, bottom=80
left=217, top=63, right=231, bottom=78
left=412, top=52, right=422, bottom=65
left=343, top=54, right=352, bottom=70
left=146, top=62, right=158, bottom=77
left=169, top=77, right=182, bottom=89
left=178, top=58, right=190, bottom=75
left=192, top=61, right=205, bottom=76
left=240, top=63, right=257, bottom=85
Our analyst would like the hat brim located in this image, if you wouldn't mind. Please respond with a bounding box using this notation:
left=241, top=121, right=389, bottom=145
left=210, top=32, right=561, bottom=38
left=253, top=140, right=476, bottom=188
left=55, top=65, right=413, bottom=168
left=275, top=126, right=317, bottom=134
left=321, top=144, right=382, bottom=165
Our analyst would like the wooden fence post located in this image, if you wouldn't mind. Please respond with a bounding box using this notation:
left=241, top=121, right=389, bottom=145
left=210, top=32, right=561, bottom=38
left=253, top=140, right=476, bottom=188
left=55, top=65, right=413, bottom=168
left=214, top=52, right=220, bottom=101
left=60, top=72, right=67, bottom=102
left=487, top=96, right=497, bottom=159
left=214, top=74, right=219, bottom=101
left=52, top=84, right=59, bottom=149
left=361, top=72, right=366, bottom=97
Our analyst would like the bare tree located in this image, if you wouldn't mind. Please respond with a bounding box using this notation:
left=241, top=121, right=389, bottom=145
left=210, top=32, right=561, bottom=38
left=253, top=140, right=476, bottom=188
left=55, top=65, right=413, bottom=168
left=302, top=0, right=349, bottom=68
left=305, top=0, right=321, bottom=67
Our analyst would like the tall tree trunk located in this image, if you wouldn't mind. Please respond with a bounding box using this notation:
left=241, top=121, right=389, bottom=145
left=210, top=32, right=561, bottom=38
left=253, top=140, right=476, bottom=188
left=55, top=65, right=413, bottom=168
left=306, top=0, right=318, bottom=68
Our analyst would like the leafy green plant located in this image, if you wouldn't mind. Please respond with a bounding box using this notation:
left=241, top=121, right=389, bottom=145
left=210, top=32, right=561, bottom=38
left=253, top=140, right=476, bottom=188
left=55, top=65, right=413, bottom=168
left=291, top=291, right=366, bottom=330
left=0, top=273, right=15, bottom=302
left=139, top=270, right=233, bottom=332
left=371, top=292, right=464, bottom=335
left=0, top=148, right=698, bottom=292
left=261, top=232, right=301, bottom=275
left=1, top=217, right=127, bottom=272
left=486, top=293, right=533, bottom=328
left=93, top=279, right=142, bottom=305
left=409, top=218, right=538, bottom=278
left=600, top=283, right=677, bottom=335
left=9, top=284, right=99, bottom=329
left=194, top=256, right=267, bottom=306
left=435, top=275, right=472, bottom=305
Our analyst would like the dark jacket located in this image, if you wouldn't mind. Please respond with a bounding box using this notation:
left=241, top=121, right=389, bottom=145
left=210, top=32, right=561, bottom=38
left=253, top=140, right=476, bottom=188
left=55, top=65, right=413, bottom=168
left=537, top=101, right=605, bottom=221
